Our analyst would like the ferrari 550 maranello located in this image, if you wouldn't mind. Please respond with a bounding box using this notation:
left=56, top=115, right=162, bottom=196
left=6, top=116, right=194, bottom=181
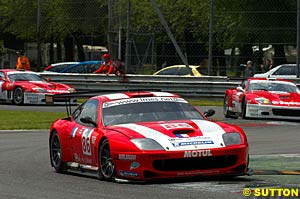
left=224, top=78, right=300, bottom=120
left=0, top=69, right=76, bottom=105
left=49, top=91, right=250, bottom=182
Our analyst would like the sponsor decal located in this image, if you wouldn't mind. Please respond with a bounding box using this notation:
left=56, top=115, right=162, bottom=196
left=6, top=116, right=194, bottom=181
left=115, top=154, right=137, bottom=161
left=172, top=140, right=214, bottom=147
left=184, top=150, right=212, bottom=158
left=103, top=97, right=187, bottom=108
left=81, top=129, right=93, bottom=156
left=272, top=101, right=300, bottom=106
left=130, top=162, right=140, bottom=170
left=91, top=136, right=97, bottom=144
left=71, top=127, right=78, bottom=138
left=119, top=170, right=139, bottom=177
left=175, top=134, right=190, bottom=138
left=160, top=123, right=193, bottom=130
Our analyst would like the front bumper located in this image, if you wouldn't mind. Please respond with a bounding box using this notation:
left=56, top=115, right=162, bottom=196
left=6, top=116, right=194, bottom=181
left=112, top=145, right=248, bottom=181
left=246, top=104, right=300, bottom=120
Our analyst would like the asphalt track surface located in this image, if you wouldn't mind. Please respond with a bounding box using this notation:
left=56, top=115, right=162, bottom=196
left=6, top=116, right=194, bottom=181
left=1, top=105, right=300, bottom=199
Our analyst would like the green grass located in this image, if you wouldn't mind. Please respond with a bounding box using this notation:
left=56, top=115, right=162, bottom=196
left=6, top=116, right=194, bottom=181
left=0, top=110, right=66, bottom=130
left=0, top=100, right=222, bottom=130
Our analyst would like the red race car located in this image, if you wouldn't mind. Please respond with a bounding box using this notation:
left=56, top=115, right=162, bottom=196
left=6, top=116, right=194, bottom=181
left=0, top=69, right=76, bottom=105
left=49, top=91, right=250, bottom=182
left=224, top=78, right=300, bottom=119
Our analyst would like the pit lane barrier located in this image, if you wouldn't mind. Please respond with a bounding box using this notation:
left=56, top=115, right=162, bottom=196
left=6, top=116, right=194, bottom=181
left=40, top=73, right=300, bottom=99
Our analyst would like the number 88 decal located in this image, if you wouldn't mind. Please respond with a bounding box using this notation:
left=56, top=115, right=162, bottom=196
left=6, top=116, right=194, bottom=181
left=82, top=129, right=93, bottom=156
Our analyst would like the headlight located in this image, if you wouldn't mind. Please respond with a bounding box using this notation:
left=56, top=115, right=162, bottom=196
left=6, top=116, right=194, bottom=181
left=131, top=138, right=165, bottom=150
left=32, top=87, right=48, bottom=93
left=222, top=132, right=242, bottom=146
left=255, top=97, right=271, bottom=104
left=68, top=88, right=76, bottom=93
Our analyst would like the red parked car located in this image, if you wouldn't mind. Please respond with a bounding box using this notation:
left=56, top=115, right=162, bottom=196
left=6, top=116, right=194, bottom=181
left=0, top=69, right=76, bottom=105
left=49, top=91, right=250, bottom=182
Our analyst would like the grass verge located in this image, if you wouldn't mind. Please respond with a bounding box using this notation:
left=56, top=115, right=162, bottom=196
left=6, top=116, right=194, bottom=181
left=0, top=100, right=222, bottom=130
left=0, top=110, right=66, bottom=130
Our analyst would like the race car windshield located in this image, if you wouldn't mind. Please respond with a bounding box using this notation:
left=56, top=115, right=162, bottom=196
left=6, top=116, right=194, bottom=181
left=249, top=82, right=299, bottom=93
left=102, top=99, right=204, bottom=126
left=8, top=73, right=45, bottom=82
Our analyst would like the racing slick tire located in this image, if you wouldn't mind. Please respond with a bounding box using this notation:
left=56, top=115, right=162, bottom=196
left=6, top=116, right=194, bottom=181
left=13, top=87, right=24, bottom=105
left=50, top=131, right=67, bottom=173
left=241, top=99, right=248, bottom=119
left=223, top=95, right=238, bottom=119
left=98, top=139, right=115, bottom=181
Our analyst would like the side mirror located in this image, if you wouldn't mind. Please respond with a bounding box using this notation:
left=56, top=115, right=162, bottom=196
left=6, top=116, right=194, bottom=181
left=0, top=77, right=4, bottom=81
left=80, top=116, right=97, bottom=127
left=203, top=109, right=215, bottom=117
left=46, top=77, right=51, bottom=82
left=237, top=86, right=244, bottom=92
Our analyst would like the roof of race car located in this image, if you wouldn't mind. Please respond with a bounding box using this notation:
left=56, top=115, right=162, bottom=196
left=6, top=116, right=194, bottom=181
left=1, top=69, right=37, bottom=75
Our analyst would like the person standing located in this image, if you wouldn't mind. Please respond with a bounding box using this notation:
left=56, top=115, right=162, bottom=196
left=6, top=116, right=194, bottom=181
left=94, top=53, right=114, bottom=75
left=16, top=50, right=30, bottom=70
left=244, top=60, right=254, bottom=78
left=114, top=59, right=128, bottom=82
left=260, top=58, right=273, bottom=72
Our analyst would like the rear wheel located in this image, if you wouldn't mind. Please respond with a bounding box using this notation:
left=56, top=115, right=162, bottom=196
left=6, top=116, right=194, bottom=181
left=223, top=95, right=238, bottom=119
left=50, top=131, right=67, bottom=173
left=98, top=139, right=115, bottom=181
left=13, top=87, right=24, bottom=105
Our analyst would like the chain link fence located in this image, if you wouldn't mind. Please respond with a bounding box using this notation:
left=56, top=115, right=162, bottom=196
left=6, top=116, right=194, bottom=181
left=0, top=0, right=298, bottom=76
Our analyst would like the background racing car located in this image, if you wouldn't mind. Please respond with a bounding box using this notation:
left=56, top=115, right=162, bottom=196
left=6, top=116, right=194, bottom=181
left=0, top=69, right=76, bottom=105
left=49, top=91, right=250, bottom=182
left=223, top=78, right=300, bottom=119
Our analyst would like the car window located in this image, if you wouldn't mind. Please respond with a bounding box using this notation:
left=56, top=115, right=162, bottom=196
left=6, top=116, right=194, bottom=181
left=48, top=64, right=74, bottom=72
left=87, top=63, right=102, bottom=73
left=157, top=67, right=180, bottom=75
left=273, top=66, right=296, bottom=75
left=0, top=72, right=5, bottom=80
left=177, top=67, right=191, bottom=75
left=196, top=67, right=208, bottom=75
left=102, top=98, right=204, bottom=126
left=73, top=99, right=98, bottom=126
left=64, top=64, right=86, bottom=73
left=8, top=73, right=45, bottom=82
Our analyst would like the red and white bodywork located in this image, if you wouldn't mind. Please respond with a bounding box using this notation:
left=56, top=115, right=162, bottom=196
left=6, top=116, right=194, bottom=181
left=0, top=69, right=76, bottom=105
left=224, top=78, right=300, bottom=120
left=49, top=91, right=249, bottom=181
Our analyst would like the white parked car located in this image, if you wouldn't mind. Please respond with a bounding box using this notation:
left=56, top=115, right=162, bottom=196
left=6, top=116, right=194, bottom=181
left=254, top=64, right=300, bottom=79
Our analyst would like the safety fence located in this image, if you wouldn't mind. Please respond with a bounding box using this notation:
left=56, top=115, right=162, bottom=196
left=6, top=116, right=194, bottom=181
left=40, top=73, right=245, bottom=99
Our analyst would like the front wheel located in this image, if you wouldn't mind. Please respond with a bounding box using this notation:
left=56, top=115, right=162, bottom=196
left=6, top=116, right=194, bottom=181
left=50, top=131, right=67, bottom=173
left=13, top=87, right=24, bottom=105
left=98, top=139, right=115, bottom=181
left=241, top=100, right=248, bottom=119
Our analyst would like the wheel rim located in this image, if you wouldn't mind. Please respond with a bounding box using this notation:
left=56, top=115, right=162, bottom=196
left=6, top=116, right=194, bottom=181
left=100, top=142, right=114, bottom=178
left=14, top=88, right=23, bottom=104
left=51, top=134, right=62, bottom=167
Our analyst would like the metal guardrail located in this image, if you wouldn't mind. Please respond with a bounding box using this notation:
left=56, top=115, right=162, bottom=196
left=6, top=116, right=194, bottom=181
left=39, top=73, right=300, bottom=99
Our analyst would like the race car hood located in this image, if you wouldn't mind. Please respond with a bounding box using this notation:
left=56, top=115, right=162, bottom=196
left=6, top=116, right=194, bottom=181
left=250, top=91, right=300, bottom=106
left=110, top=120, right=234, bottom=151
left=14, top=81, right=72, bottom=93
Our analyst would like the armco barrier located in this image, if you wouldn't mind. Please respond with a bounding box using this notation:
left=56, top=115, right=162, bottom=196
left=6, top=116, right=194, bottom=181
left=40, top=73, right=300, bottom=99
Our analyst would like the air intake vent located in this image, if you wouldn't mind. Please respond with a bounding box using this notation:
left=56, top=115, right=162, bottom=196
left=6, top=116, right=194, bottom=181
left=172, top=129, right=194, bottom=135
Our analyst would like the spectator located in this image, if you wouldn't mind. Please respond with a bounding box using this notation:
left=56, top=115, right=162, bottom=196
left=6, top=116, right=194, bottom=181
left=260, top=58, right=273, bottom=72
left=16, top=50, right=30, bottom=70
left=94, top=53, right=114, bottom=75
left=244, top=60, right=254, bottom=78
left=114, top=59, right=128, bottom=82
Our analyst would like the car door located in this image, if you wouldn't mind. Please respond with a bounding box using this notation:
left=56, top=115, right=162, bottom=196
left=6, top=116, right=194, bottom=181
left=70, top=99, right=99, bottom=165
